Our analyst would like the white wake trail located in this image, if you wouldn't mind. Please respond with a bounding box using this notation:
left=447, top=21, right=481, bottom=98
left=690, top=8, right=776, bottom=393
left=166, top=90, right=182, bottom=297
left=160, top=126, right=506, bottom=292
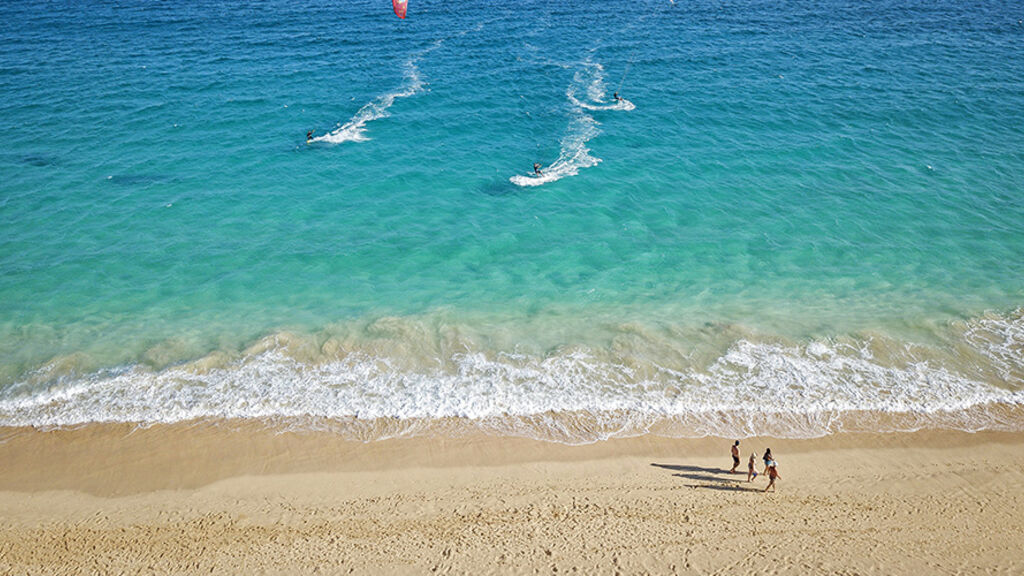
left=511, top=60, right=634, bottom=187
left=510, top=113, right=601, bottom=187
left=311, top=38, right=446, bottom=144
left=312, top=62, right=424, bottom=144
left=566, top=62, right=636, bottom=111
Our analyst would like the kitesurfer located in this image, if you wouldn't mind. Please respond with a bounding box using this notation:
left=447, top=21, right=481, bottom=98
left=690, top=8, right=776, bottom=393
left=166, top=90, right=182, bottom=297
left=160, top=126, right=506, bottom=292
left=306, top=130, right=315, bottom=142
left=533, top=163, right=542, bottom=176
left=613, top=92, right=623, bottom=102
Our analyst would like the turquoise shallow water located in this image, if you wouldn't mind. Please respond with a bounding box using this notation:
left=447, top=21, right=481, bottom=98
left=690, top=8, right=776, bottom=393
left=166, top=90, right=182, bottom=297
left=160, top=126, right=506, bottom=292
left=1, top=0, right=1022, bottom=439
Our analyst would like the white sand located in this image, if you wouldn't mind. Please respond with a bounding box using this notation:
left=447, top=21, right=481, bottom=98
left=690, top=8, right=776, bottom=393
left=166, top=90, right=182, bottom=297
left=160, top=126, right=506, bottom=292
left=1, top=425, right=1022, bottom=574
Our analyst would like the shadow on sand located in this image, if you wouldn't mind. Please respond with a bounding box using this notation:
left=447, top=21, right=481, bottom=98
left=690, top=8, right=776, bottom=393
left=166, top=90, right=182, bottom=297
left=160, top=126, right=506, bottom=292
left=651, top=463, right=760, bottom=492
left=680, top=481, right=762, bottom=493
left=650, top=463, right=726, bottom=474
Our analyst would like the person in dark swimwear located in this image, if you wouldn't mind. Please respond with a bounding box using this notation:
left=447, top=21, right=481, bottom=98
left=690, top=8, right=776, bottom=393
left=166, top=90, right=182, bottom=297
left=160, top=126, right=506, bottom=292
left=762, top=448, right=773, bottom=475
left=613, top=92, right=623, bottom=102
left=730, top=440, right=740, bottom=473
left=306, top=130, right=315, bottom=142
left=533, top=163, right=542, bottom=175
left=764, top=460, right=781, bottom=492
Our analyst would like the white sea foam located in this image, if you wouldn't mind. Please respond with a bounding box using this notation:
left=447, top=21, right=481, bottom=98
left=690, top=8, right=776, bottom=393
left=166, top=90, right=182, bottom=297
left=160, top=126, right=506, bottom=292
left=566, top=62, right=636, bottom=111
left=509, top=113, right=601, bottom=187
left=510, top=60, right=638, bottom=187
left=310, top=38, right=445, bottom=144
left=2, top=320, right=1023, bottom=442
left=572, top=98, right=636, bottom=112
left=311, top=62, right=423, bottom=144
left=963, top=308, right=1024, bottom=384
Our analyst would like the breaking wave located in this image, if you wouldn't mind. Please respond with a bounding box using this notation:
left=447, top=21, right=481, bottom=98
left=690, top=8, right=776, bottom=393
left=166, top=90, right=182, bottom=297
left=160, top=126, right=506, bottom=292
left=2, top=310, right=1022, bottom=443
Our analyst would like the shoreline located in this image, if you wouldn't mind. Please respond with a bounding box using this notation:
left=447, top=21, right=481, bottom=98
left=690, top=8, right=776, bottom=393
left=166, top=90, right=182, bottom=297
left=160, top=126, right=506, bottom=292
left=2, top=425, right=1023, bottom=573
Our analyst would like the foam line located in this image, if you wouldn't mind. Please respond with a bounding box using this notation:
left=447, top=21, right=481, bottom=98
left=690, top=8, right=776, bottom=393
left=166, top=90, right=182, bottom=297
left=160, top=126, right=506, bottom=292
left=963, top=308, right=1024, bottom=383
left=2, top=324, right=1023, bottom=443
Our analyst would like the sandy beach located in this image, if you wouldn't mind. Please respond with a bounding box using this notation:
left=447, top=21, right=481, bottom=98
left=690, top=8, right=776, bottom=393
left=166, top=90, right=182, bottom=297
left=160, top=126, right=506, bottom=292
left=0, top=425, right=1021, bottom=574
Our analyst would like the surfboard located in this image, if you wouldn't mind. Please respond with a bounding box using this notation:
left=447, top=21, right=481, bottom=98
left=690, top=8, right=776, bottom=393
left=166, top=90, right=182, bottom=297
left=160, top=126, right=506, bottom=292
left=509, top=173, right=551, bottom=187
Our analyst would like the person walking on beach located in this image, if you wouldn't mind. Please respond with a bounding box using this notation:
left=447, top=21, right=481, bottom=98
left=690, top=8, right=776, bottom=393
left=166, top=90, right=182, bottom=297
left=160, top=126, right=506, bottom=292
left=762, top=448, right=773, bottom=475
left=730, top=440, right=740, bottom=473
left=747, top=452, right=758, bottom=482
left=764, top=460, right=781, bottom=492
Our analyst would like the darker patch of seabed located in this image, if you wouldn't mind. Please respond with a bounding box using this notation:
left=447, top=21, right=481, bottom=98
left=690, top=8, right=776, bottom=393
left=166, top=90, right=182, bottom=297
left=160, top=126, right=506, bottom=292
left=0, top=153, right=61, bottom=168
left=18, top=154, right=60, bottom=167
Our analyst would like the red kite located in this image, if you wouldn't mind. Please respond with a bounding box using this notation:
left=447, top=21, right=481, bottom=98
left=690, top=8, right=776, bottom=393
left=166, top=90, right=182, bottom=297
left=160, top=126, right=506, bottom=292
left=393, top=0, right=407, bottom=19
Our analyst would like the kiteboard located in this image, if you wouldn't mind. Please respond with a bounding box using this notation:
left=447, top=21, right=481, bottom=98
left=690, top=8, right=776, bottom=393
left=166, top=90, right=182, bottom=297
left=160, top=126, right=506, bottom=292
left=509, top=172, right=554, bottom=187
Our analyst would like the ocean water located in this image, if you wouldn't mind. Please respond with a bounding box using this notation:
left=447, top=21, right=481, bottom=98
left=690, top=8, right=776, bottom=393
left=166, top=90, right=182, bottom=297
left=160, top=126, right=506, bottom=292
left=1, top=0, right=1022, bottom=442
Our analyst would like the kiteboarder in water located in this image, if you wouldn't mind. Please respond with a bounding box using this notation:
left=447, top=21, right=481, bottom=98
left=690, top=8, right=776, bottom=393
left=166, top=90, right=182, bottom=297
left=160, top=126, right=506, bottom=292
left=533, top=163, right=543, bottom=176
left=306, top=130, right=315, bottom=142
left=614, top=92, right=623, bottom=102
